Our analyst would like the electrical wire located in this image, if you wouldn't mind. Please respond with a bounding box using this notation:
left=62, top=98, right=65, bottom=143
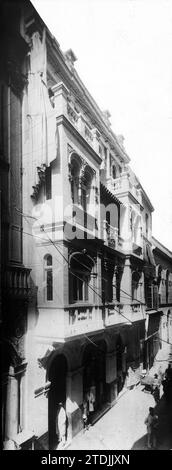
left=4, top=166, right=172, bottom=358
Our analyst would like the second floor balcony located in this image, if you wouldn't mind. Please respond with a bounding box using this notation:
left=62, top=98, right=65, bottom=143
left=2, top=265, right=31, bottom=300
left=106, top=172, right=142, bottom=205
left=104, top=302, right=145, bottom=327
left=102, top=221, right=124, bottom=251
left=35, top=300, right=145, bottom=343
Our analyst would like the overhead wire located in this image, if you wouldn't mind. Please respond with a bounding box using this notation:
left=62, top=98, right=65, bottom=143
left=5, top=151, right=172, bottom=355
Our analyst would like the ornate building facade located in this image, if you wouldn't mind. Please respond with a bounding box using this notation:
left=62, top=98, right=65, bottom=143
left=1, top=0, right=172, bottom=450
left=150, top=237, right=172, bottom=368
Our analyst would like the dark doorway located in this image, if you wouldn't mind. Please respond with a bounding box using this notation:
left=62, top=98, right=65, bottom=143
left=116, top=335, right=125, bottom=394
left=83, top=340, right=106, bottom=416
left=48, top=354, right=67, bottom=449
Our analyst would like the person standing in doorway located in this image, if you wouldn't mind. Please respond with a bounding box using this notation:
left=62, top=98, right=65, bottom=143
left=82, top=398, right=89, bottom=431
left=144, top=407, right=154, bottom=449
left=56, top=403, right=67, bottom=448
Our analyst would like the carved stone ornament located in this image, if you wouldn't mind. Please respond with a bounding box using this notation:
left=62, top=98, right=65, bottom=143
left=31, top=164, right=47, bottom=200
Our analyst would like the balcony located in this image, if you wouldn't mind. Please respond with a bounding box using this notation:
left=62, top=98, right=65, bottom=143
left=67, top=102, right=79, bottom=126
left=106, top=173, right=142, bottom=205
left=104, top=302, right=145, bottom=327
left=53, top=84, right=101, bottom=156
left=132, top=242, right=142, bottom=256
left=35, top=306, right=104, bottom=342
left=103, top=221, right=124, bottom=251
left=35, top=300, right=145, bottom=342
left=67, top=305, right=104, bottom=336
left=3, top=265, right=31, bottom=299
left=104, top=303, right=126, bottom=326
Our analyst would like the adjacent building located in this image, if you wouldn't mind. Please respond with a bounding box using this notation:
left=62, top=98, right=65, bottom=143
left=1, top=0, right=172, bottom=450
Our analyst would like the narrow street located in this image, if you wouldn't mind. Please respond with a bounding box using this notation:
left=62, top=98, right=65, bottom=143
left=66, top=385, right=172, bottom=450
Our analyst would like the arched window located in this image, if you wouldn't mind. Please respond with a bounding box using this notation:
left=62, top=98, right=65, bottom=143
left=167, top=310, right=170, bottom=343
left=145, top=213, right=149, bottom=237
left=166, top=270, right=169, bottom=304
left=112, top=165, right=116, bottom=179
left=81, top=168, right=92, bottom=212
left=70, top=158, right=80, bottom=204
left=69, top=252, right=94, bottom=303
left=156, top=265, right=162, bottom=305
left=132, top=271, right=140, bottom=301
left=44, top=254, right=53, bottom=301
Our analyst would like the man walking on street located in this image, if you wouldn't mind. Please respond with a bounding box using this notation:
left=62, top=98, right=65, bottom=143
left=145, top=407, right=158, bottom=449
left=56, top=403, right=67, bottom=448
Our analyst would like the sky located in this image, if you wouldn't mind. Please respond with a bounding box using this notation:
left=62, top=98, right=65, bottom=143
left=31, top=0, right=172, bottom=251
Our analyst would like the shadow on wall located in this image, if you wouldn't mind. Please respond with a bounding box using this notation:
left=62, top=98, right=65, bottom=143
left=1, top=270, right=38, bottom=446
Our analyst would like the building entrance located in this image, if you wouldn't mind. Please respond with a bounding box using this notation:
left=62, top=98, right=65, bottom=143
left=48, top=354, right=67, bottom=449
left=82, top=340, right=106, bottom=419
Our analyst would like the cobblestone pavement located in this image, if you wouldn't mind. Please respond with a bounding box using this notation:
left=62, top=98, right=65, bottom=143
left=66, top=385, right=172, bottom=450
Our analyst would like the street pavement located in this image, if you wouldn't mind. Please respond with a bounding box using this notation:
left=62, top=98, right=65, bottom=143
left=66, top=384, right=172, bottom=450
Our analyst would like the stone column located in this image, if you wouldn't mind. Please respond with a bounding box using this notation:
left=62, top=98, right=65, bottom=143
left=96, top=253, right=102, bottom=306
left=106, top=147, right=111, bottom=179
left=112, top=267, right=117, bottom=303
left=139, top=271, right=144, bottom=304
left=19, top=362, right=28, bottom=431
left=78, top=176, right=82, bottom=207
left=5, top=366, right=18, bottom=439
left=120, top=257, right=132, bottom=306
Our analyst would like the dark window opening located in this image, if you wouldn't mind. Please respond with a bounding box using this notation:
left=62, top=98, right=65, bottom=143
left=145, top=213, right=149, bottom=237
left=44, top=255, right=53, bottom=301
left=72, top=273, right=89, bottom=302
left=45, top=166, right=52, bottom=200
left=112, top=165, right=116, bottom=179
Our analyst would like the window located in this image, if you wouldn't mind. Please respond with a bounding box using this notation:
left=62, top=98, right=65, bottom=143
left=132, top=272, right=140, bottom=301
left=145, top=213, right=149, bottom=237
left=112, top=165, right=116, bottom=179
left=73, top=273, right=89, bottom=301
left=44, top=255, right=53, bottom=301
left=99, top=145, right=102, bottom=157
left=81, top=169, right=92, bottom=212
left=70, top=252, right=94, bottom=303
left=81, top=185, right=87, bottom=212
left=166, top=271, right=169, bottom=304
left=45, top=166, right=52, bottom=200
left=116, top=274, right=121, bottom=302
left=71, top=158, right=80, bottom=204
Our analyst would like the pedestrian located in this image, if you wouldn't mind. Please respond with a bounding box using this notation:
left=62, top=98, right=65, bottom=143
left=144, top=407, right=154, bottom=449
left=151, top=409, right=159, bottom=449
left=82, top=399, right=89, bottom=431
left=165, top=363, right=172, bottom=381
left=56, top=403, right=67, bottom=448
left=152, top=374, right=160, bottom=404
left=87, top=388, right=95, bottom=424
left=152, top=385, right=160, bottom=404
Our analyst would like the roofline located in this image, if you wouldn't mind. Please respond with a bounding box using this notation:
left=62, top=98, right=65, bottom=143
left=100, top=182, right=123, bottom=207
left=134, top=175, right=154, bottom=212
left=29, top=0, right=130, bottom=165
left=152, top=236, right=172, bottom=260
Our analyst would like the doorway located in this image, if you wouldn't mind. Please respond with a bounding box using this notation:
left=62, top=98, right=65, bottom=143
left=48, top=354, right=67, bottom=449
